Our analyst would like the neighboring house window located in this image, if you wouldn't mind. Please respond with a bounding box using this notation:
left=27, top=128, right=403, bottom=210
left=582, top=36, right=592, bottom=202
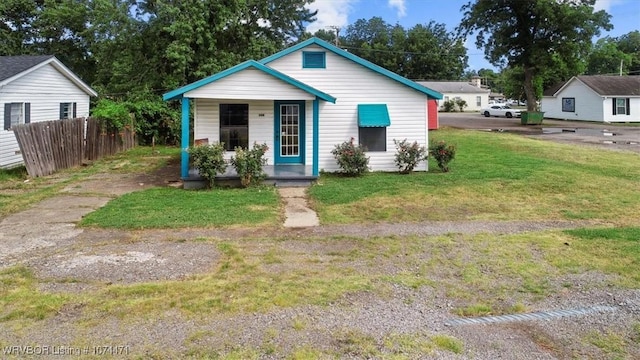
left=59, top=102, right=77, bottom=119
left=476, top=96, right=481, bottom=107
left=357, top=104, right=390, bottom=152
left=444, top=96, right=449, bottom=102
left=220, top=104, right=248, bottom=151
left=562, top=98, right=575, bottom=112
left=612, top=98, right=630, bottom=115
left=302, top=51, right=326, bottom=68
left=3, top=102, right=31, bottom=130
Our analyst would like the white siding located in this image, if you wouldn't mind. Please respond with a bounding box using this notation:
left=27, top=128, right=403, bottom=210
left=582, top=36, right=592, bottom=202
left=194, top=99, right=277, bottom=163
left=185, top=69, right=315, bottom=100
left=438, top=92, right=489, bottom=112
left=0, top=63, right=91, bottom=168
left=603, top=97, right=640, bottom=123
left=541, top=80, right=603, bottom=122
left=267, top=45, right=428, bottom=172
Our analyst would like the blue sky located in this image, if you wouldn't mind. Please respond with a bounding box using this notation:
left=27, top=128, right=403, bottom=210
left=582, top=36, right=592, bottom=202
left=305, top=0, right=640, bottom=72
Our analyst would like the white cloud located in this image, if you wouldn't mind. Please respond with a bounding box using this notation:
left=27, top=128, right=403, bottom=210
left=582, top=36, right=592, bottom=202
left=388, top=0, right=407, bottom=17
left=305, top=0, right=359, bottom=34
left=593, top=0, right=624, bottom=12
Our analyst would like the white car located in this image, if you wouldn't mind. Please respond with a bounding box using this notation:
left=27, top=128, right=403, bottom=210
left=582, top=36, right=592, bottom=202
left=481, top=105, right=522, bottom=118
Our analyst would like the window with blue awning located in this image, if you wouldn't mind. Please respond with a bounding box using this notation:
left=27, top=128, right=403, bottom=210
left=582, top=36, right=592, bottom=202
left=357, top=104, right=391, bottom=127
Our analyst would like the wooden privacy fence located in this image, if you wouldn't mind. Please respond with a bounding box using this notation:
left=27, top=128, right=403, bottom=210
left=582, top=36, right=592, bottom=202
left=13, top=117, right=135, bottom=177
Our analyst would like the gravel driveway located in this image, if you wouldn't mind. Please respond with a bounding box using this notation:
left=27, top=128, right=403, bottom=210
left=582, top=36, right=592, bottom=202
left=1, top=134, right=639, bottom=359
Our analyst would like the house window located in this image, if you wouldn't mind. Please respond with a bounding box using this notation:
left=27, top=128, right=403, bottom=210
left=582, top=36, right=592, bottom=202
left=303, top=51, right=326, bottom=68
left=562, top=98, right=575, bottom=112
left=613, top=98, right=630, bottom=115
left=444, top=96, right=449, bottom=102
left=59, top=102, right=77, bottom=119
left=359, top=127, right=386, bottom=151
left=476, top=96, right=481, bottom=107
left=220, top=104, right=248, bottom=151
left=357, top=104, right=390, bottom=152
left=3, top=102, right=30, bottom=130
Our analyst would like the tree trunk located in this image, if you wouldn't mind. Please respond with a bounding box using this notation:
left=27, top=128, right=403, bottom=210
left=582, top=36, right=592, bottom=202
left=523, top=66, right=537, bottom=112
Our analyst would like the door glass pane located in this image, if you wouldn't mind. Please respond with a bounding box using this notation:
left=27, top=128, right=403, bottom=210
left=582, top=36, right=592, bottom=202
left=280, top=105, right=299, bottom=156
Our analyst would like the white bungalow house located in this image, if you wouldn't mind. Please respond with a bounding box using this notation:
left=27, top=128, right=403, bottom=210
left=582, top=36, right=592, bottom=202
left=163, top=37, right=442, bottom=181
left=0, top=56, right=97, bottom=168
left=416, top=81, right=490, bottom=112
left=542, top=75, right=640, bottom=123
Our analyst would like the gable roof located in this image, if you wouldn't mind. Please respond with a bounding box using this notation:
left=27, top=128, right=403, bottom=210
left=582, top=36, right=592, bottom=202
left=417, top=81, right=489, bottom=94
left=163, top=60, right=336, bottom=103
left=545, top=75, right=640, bottom=97
left=0, top=55, right=97, bottom=97
left=260, top=37, right=443, bottom=100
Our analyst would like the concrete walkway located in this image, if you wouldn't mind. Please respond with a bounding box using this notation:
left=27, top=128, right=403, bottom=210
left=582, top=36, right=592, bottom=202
left=277, top=187, right=320, bottom=228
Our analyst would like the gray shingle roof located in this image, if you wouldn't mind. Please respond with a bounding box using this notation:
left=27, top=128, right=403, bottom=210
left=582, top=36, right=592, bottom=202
left=416, top=81, right=489, bottom=94
left=0, top=55, right=55, bottom=82
left=545, top=75, right=640, bottom=96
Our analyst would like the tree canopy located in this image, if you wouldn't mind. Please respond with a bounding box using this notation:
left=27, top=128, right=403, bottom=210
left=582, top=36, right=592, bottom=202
left=458, top=0, right=612, bottom=111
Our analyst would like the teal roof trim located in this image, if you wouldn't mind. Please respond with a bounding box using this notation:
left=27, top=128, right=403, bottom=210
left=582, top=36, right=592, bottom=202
left=163, top=60, right=336, bottom=103
left=260, top=38, right=443, bottom=100
left=358, top=104, right=391, bottom=127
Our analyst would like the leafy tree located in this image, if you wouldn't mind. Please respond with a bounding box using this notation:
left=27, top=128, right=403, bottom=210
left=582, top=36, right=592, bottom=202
left=586, top=37, right=633, bottom=75
left=341, top=17, right=467, bottom=80
left=458, top=0, right=612, bottom=111
left=616, top=31, right=640, bottom=75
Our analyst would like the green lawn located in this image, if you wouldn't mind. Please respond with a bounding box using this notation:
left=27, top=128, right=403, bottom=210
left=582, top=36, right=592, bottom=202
left=310, top=128, right=640, bottom=225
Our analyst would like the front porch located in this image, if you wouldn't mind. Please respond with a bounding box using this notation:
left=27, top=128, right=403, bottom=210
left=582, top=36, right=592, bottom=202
left=183, top=164, right=317, bottom=189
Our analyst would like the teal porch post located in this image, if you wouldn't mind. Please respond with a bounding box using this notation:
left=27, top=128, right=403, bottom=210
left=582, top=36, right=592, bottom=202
left=181, top=97, right=190, bottom=178
left=312, top=98, right=319, bottom=176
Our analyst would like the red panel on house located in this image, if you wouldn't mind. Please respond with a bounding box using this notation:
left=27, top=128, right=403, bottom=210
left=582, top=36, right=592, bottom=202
left=427, top=99, right=439, bottom=130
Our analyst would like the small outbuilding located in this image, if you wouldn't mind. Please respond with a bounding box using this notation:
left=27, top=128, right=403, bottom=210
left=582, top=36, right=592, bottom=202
left=0, top=56, right=97, bottom=168
left=417, top=81, right=490, bottom=112
left=163, top=37, right=442, bottom=180
left=541, top=75, right=640, bottom=123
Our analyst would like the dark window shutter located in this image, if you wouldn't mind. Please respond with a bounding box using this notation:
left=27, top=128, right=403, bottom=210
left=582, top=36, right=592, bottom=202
left=24, top=103, right=30, bottom=124
left=4, top=103, right=11, bottom=130
left=612, top=98, right=616, bottom=115
left=626, top=98, right=630, bottom=115
left=72, top=102, right=77, bottom=118
left=59, top=103, right=64, bottom=119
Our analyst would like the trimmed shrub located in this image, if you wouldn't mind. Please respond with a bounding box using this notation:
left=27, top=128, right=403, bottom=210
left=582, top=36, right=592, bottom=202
left=189, top=143, right=227, bottom=188
left=230, top=143, right=268, bottom=187
left=331, top=138, right=369, bottom=176
left=394, top=139, right=428, bottom=174
left=429, top=140, right=456, bottom=172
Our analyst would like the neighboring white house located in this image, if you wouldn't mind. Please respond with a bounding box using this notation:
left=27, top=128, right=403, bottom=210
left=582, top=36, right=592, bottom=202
left=542, top=75, right=640, bottom=123
left=0, top=56, right=97, bottom=168
left=163, top=37, right=442, bottom=178
left=416, top=81, right=489, bottom=111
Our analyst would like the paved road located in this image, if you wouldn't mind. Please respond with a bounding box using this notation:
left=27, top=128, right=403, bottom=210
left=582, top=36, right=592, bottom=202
left=439, top=112, right=640, bottom=153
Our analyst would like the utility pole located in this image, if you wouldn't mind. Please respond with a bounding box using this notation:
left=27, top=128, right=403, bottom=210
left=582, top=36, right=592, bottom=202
left=327, top=26, right=340, bottom=46
left=620, top=59, right=623, bottom=76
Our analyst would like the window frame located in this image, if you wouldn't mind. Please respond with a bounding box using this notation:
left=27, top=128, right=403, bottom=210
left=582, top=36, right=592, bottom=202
left=562, top=97, right=575, bottom=112
left=59, top=102, right=77, bottom=119
left=4, top=102, right=30, bottom=130
left=613, top=98, right=629, bottom=116
left=219, top=103, right=249, bottom=151
left=358, top=126, right=387, bottom=152
left=302, top=51, right=326, bottom=69
left=476, top=96, right=481, bottom=107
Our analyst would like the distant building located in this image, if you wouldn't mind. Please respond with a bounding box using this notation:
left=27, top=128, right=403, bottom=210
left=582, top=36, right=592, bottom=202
left=416, top=81, right=490, bottom=111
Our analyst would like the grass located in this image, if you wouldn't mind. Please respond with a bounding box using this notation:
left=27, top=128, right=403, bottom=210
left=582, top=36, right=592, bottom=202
left=0, top=266, right=68, bottom=321
left=310, top=128, right=640, bottom=225
left=80, top=186, right=281, bottom=229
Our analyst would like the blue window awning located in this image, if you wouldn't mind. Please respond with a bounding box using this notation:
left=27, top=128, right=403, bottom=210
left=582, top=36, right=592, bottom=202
left=358, top=104, right=390, bottom=127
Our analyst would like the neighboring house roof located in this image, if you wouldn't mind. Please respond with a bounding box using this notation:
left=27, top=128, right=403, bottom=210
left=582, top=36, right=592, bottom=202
left=261, top=37, right=443, bottom=100
left=163, top=59, right=336, bottom=103
left=545, top=75, right=640, bottom=97
left=0, top=55, right=97, bottom=97
left=416, top=81, right=489, bottom=94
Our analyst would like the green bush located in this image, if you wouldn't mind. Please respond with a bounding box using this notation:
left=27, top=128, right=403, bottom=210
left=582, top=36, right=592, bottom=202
left=429, top=140, right=456, bottom=172
left=331, top=138, right=369, bottom=176
left=393, top=139, right=428, bottom=174
left=189, top=143, right=227, bottom=188
left=230, top=143, right=268, bottom=187
left=455, top=99, right=468, bottom=112
left=92, top=99, right=131, bottom=131
left=441, top=100, right=457, bottom=112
